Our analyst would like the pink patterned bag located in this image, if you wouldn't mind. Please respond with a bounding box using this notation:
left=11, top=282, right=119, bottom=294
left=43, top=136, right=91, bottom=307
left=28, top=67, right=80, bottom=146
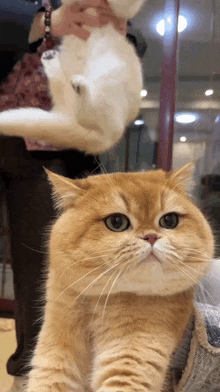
left=0, top=42, right=57, bottom=151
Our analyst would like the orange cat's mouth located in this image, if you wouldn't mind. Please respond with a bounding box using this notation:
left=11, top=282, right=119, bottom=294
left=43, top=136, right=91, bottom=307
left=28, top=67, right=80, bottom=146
left=139, top=252, right=161, bottom=264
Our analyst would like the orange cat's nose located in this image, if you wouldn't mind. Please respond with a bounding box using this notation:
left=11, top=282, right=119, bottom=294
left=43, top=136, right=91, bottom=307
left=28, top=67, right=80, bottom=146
left=142, top=234, right=159, bottom=246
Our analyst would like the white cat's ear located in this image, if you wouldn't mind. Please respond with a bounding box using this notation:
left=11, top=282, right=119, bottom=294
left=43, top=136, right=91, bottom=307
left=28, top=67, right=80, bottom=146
left=45, top=169, right=86, bottom=210
left=168, top=161, right=196, bottom=193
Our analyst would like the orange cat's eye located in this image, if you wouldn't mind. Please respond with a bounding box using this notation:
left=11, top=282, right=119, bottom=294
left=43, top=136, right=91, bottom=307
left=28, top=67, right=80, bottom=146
left=159, top=213, right=179, bottom=229
left=105, top=214, right=130, bottom=232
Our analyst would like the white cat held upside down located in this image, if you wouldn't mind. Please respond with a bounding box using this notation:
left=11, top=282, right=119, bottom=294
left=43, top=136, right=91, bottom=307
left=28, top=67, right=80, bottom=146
left=0, top=0, right=144, bottom=154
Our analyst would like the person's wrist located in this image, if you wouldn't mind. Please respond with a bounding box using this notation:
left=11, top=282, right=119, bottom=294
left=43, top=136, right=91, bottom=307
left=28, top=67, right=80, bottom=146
left=50, top=7, right=64, bottom=37
left=39, top=12, right=46, bottom=36
left=28, top=10, right=45, bottom=44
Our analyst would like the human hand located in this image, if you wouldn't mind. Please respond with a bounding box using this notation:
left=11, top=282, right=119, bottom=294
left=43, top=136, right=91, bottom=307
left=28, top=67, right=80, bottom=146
left=29, top=0, right=126, bottom=44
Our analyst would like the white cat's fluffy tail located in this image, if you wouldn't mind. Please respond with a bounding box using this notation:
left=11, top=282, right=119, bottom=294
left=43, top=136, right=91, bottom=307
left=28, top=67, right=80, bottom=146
left=0, top=108, right=119, bottom=154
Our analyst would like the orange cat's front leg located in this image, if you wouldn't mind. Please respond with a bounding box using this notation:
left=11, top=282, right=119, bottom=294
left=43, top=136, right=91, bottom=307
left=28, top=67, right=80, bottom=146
left=26, top=295, right=90, bottom=392
left=90, top=293, right=193, bottom=392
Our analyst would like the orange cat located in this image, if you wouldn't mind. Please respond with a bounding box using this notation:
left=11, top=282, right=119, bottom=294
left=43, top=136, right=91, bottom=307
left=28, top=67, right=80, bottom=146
left=26, top=162, right=214, bottom=392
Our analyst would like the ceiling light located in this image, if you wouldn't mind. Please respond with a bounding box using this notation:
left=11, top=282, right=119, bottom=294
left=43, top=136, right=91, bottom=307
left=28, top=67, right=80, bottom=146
left=205, top=89, right=214, bottom=96
left=140, top=89, right=147, bottom=97
left=175, top=113, right=196, bottom=124
left=180, top=136, right=187, bottom=142
left=135, top=119, right=144, bottom=125
left=156, top=15, right=187, bottom=36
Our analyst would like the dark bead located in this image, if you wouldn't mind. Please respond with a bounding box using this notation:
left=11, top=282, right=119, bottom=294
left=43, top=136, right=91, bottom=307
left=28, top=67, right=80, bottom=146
left=44, top=32, right=51, bottom=39
left=45, top=19, right=51, bottom=26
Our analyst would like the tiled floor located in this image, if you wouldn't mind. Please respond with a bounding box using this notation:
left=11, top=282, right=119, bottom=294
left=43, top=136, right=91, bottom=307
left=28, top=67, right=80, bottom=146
left=0, top=318, right=16, bottom=392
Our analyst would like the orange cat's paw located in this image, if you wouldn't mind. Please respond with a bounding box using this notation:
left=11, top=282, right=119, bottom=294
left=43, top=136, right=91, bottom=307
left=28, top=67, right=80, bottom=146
left=27, top=385, right=65, bottom=392
left=27, top=382, right=83, bottom=392
left=27, top=387, right=64, bottom=392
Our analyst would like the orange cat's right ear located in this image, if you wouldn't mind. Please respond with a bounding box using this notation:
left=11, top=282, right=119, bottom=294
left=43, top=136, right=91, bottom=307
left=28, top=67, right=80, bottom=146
left=44, top=169, right=86, bottom=210
left=168, top=161, right=196, bottom=193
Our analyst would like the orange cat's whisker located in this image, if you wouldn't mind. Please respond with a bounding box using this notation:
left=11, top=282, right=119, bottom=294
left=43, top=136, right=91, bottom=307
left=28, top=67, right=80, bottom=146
left=52, top=262, right=108, bottom=304
left=92, top=269, right=120, bottom=322
left=169, top=259, right=201, bottom=286
left=196, top=283, right=219, bottom=309
left=203, top=272, right=220, bottom=284
left=169, top=259, right=216, bottom=305
left=22, top=243, right=48, bottom=255
left=58, top=250, right=116, bottom=280
left=176, top=258, right=219, bottom=304
left=73, top=262, right=121, bottom=303
left=181, top=247, right=210, bottom=257
left=95, top=161, right=108, bottom=175
left=101, top=269, right=123, bottom=323
left=172, top=256, right=210, bottom=274
left=101, top=259, right=130, bottom=322
left=175, top=260, right=218, bottom=306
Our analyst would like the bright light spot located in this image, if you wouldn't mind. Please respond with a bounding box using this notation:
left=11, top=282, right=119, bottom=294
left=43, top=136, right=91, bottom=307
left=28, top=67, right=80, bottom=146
left=135, top=120, right=144, bottom=125
left=205, top=89, right=214, bottom=96
left=180, top=136, right=187, bottom=142
left=178, top=15, right=188, bottom=32
left=175, top=114, right=196, bottom=124
left=141, top=89, right=148, bottom=97
left=156, top=20, right=165, bottom=36
left=156, top=15, right=187, bottom=36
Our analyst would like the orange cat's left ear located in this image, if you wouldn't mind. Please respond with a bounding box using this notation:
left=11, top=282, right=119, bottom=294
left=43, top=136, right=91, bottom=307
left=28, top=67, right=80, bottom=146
left=168, top=161, right=196, bottom=193
left=44, top=169, right=86, bottom=210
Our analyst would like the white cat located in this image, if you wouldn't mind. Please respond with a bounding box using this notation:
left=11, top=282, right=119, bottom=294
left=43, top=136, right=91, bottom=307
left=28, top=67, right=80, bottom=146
left=0, top=0, right=143, bottom=154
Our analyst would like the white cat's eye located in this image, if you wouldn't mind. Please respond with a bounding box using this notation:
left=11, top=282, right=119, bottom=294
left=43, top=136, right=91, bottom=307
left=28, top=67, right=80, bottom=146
left=105, top=214, right=130, bottom=232
left=159, top=213, right=179, bottom=229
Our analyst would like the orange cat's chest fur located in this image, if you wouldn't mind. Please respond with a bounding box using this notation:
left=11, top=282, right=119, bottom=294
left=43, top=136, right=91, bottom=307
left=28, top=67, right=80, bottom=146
left=26, top=163, right=214, bottom=392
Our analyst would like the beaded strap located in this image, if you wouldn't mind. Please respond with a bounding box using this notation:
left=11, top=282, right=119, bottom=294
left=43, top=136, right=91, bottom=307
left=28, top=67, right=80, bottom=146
left=42, top=0, right=54, bottom=49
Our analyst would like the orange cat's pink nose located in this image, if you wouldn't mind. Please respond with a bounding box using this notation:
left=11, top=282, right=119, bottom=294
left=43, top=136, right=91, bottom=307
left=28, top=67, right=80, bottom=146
left=142, top=234, right=159, bottom=246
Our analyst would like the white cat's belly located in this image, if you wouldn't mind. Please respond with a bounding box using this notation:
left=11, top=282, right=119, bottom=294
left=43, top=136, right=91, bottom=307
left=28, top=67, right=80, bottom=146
left=60, top=36, right=88, bottom=77
left=57, top=25, right=142, bottom=136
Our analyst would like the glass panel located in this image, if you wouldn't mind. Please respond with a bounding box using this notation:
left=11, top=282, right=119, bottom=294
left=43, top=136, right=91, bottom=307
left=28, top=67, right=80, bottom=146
left=173, top=0, right=220, bottom=256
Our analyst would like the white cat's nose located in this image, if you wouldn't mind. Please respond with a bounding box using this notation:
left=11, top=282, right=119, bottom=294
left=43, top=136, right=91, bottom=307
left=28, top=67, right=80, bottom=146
left=71, top=75, right=88, bottom=95
left=71, top=83, right=81, bottom=94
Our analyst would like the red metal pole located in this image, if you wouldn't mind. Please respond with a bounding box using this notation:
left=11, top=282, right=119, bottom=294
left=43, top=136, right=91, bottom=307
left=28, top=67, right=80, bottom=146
left=157, top=0, right=180, bottom=171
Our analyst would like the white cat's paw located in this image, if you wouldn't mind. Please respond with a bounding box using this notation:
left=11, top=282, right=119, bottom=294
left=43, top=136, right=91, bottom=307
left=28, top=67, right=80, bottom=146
left=41, top=50, right=61, bottom=78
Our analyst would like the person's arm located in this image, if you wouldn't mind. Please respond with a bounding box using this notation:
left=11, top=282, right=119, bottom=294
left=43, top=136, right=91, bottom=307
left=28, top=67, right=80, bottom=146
left=29, top=5, right=93, bottom=43
left=29, top=0, right=127, bottom=44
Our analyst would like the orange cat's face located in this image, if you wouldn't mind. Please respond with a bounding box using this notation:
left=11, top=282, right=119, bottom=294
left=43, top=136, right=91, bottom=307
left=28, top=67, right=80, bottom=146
left=48, top=163, right=214, bottom=297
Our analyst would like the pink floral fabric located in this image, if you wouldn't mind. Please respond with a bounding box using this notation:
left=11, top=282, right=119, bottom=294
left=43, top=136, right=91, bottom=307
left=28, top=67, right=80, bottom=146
left=0, top=42, right=57, bottom=151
